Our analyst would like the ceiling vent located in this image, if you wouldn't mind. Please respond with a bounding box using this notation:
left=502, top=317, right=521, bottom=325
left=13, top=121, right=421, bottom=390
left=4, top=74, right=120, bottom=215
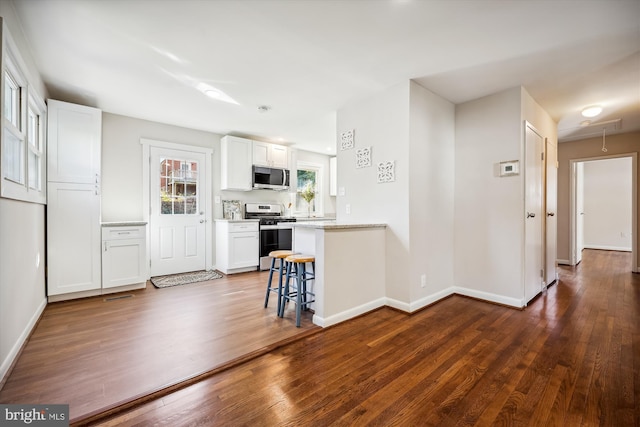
left=581, top=118, right=621, bottom=131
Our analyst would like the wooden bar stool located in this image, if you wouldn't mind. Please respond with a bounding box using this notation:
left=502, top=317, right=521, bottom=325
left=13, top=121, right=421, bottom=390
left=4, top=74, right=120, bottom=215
left=280, top=254, right=315, bottom=327
left=264, top=250, right=295, bottom=315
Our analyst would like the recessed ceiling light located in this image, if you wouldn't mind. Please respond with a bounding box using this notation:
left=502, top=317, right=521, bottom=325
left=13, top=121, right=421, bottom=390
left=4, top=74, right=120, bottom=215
left=581, top=106, right=603, bottom=118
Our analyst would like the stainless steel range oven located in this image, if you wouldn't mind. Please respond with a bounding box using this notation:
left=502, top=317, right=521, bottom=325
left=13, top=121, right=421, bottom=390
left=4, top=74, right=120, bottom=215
left=245, top=203, right=296, bottom=270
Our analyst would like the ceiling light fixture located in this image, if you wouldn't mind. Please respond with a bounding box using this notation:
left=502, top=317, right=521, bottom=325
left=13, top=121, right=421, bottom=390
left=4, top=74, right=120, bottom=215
left=581, top=105, right=603, bottom=118
left=195, top=82, right=239, bottom=105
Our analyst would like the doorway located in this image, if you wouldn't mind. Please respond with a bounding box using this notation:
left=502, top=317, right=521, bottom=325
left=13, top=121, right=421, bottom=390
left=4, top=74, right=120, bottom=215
left=141, top=139, right=214, bottom=277
left=570, top=154, right=637, bottom=271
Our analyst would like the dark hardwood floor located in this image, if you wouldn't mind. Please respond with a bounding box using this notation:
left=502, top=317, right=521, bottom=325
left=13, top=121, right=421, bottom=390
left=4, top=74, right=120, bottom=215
left=90, top=249, right=639, bottom=427
left=0, top=270, right=318, bottom=423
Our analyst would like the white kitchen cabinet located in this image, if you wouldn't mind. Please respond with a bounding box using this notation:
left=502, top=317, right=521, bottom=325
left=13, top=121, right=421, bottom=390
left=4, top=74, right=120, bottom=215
left=102, top=225, right=147, bottom=289
left=47, top=100, right=103, bottom=301
left=47, top=182, right=102, bottom=296
left=47, top=99, right=102, bottom=184
left=253, top=141, right=288, bottom=168
left=220, top=135, right=252, bottom=191
left=329, top=157, right=337, bottom=196
left=215, top=220, right=259, bottom=274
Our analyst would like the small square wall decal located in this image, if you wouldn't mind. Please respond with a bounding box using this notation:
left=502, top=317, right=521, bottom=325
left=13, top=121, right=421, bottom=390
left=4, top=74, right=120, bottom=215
left=377, top=161, right=395, bottom=183
left=355, top=147, right=371, bottom=168
left=340, top=129, right=355, bottom=150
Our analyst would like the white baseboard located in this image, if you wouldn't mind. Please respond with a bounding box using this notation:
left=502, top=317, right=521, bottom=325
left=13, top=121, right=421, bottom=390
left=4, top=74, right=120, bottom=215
left=313, top=297, right=386, bottom=327
left=584, top=245, right=632, bottom=252
left=407, top=287, right=456, bottom=312
left=314, top=287, right=523, bottom=328
left=453, top=286, right=523, bottom=308
left=557, top=259, right=572, bottom=265
left=1, top=297, right=47, bottom=384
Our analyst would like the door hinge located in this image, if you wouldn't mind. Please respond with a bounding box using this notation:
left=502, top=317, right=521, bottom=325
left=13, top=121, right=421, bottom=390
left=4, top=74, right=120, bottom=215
left=541, top=152, right=545, bottom=161
left=540, top=268, right=544, bottom=278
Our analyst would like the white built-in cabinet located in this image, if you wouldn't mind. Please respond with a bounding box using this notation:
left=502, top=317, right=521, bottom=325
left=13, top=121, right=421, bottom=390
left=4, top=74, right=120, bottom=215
left=253, top=140, right=288, bottom=168
left=215, top=220, right=259, bottom=274
left=47, top=100, right=102, bottom=299
left=329, top=157, right=337, bottom=196
left=102, top=225, right=147, bottom=289
left=220, top=135, right=253, bottom=191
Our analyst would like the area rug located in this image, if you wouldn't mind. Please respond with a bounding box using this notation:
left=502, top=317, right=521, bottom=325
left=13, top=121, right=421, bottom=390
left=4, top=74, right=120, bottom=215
left=151, top=270, right=223, bottom=288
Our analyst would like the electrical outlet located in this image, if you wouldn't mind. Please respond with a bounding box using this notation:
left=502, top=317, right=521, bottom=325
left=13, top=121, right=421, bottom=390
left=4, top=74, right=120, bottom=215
left=420, top=274, right=426, bottom=288
left=345, top=203, right=351, bottom=214
left=214, top=196, right=221, bottom=204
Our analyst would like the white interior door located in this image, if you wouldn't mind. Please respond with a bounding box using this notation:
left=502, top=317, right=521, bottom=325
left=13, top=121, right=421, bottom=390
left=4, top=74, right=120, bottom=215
left=545, top=139, right=558, bottom=285
left=150, top=147, right=206, bottom=276
left=524, top=124, right=544, bottom=304
left=576, top=162, right=585, bottom=264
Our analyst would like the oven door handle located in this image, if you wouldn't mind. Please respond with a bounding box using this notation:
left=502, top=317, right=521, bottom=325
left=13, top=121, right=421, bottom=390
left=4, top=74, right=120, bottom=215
left=260, top=224, right=294, bottom=230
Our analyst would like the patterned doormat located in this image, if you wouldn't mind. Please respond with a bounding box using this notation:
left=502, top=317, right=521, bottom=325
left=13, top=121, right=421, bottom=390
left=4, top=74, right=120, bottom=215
left=151, top=270, right=223, bottom=288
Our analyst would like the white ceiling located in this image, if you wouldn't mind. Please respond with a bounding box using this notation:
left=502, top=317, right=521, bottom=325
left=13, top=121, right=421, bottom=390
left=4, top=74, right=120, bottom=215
left=10, top=0, right=640, bottom=154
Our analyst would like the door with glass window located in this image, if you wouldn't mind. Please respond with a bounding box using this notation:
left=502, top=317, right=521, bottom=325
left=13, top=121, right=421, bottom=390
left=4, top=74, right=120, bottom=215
left=150, top=147, right=206, bottom=276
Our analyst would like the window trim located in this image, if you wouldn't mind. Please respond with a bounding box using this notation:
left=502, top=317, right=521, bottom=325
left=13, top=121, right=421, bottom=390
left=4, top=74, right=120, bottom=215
left=0, top=23, right=47, bottom=204
left=295, top=161, right=324, bottom=217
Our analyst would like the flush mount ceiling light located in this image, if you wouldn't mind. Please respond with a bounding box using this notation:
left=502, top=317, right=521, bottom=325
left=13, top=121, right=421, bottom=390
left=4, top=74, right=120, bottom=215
left=581, top=105, right=603, bottom=118
left=196, top=82, right=239, bottom=105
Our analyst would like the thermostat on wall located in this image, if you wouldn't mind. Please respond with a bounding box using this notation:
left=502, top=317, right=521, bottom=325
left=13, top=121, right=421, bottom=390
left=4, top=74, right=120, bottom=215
left=499, top=160, right=519, bottom=176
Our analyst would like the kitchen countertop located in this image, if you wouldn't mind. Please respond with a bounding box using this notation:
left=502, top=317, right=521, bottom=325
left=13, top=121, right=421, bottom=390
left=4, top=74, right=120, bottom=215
left=101, top=221, right=147, bottom=227
left=214, top=218, right=259, bottom=222
left=291, top=221, right=386, bottom=230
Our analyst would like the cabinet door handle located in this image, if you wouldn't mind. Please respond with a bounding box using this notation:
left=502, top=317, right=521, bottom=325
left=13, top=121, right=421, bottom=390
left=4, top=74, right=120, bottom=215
left=104, top=242, right=108, bottom=252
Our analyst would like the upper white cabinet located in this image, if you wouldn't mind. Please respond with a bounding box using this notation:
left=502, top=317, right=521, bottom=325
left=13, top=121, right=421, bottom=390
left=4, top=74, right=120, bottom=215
left=47, top=99, right=102, bottom=184
left=253, top=141, right=288, bottom=168
left=329, top=157, right=337, bottom=196
left=220, top=135, right=253, bottom=191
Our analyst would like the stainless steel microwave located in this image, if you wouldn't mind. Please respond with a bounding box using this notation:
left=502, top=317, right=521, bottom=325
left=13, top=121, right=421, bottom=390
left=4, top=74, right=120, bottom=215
left=252, top=166, right=290, bottom=191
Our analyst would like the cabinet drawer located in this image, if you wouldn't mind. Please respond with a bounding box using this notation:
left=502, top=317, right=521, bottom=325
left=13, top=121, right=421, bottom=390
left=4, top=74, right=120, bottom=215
left=229, top=222, right=259, bottom=233
left=102, top=225, right=146, bottom=241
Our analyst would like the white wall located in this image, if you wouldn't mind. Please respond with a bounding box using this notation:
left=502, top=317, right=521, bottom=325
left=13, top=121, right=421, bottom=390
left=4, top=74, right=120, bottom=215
left=337, top=81, right=411, bottom=304
left=0, top=4, right=49, bottom=382
left=408, top=81, right=455, bottom=303
left=583, top=157, right=632, bottom=251
left=454, top=87, right=556, bottom=306
left=336, top=80, right=455, bottom=309
left=454, top=88, right=523, bottom=303
left=102, top=113, right=217, bottom=222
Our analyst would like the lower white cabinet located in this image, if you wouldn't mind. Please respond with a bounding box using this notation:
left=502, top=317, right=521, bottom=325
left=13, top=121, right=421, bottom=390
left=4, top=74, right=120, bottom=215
left=47, top=182, right=102, bottom=297
left=102, top=225, right=147, bottom=289
left=216, top=220, right=259, bottom=274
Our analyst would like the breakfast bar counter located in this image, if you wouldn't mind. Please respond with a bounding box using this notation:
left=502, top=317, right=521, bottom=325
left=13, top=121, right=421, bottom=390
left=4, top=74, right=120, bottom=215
left=291, top=221, right=386, bottom=327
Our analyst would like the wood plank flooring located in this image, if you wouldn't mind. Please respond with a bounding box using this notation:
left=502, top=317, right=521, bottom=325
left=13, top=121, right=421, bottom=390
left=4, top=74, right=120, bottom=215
left=90, top=249, right=639, bottom=427
left=0, top=271, right=318, bottom=423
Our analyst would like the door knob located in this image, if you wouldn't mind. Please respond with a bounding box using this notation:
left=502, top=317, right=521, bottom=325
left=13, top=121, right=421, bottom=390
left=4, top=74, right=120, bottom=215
left=547, top=212, right=555, bottom=217
left=199, top=219, right=205, bottom=223
left=527, top=212, right=535, bottom=218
